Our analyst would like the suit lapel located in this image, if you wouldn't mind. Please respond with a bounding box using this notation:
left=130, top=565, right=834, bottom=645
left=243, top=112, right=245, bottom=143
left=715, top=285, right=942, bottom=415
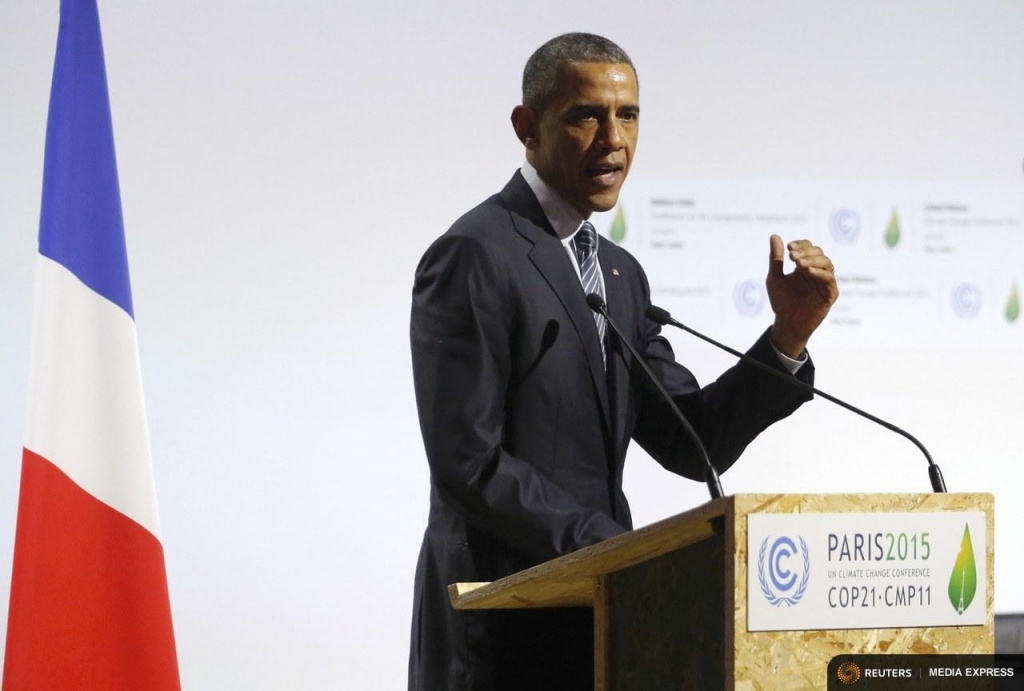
left=501, top=174, right=611, bottom=433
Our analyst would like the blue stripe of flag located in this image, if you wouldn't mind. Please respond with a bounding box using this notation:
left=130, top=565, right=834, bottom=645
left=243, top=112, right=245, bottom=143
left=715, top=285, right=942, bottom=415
left=38, top=0, right=134, bottom=318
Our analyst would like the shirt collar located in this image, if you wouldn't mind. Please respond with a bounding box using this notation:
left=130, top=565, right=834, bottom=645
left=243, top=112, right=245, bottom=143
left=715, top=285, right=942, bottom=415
left=520, top=161, right=589, bottom=241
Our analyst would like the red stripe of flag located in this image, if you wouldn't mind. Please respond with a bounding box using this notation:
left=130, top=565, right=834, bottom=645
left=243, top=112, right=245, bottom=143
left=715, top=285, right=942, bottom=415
left=4, top=450, right=180, bottom=690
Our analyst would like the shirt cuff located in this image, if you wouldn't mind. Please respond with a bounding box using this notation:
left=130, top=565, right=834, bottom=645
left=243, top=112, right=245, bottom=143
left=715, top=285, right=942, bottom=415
left=770, top=342, right=808, bottom=374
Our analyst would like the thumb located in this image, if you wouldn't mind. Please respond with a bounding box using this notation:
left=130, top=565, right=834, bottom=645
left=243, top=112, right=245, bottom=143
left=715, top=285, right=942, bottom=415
left=768, top=234, right=785, bottom=279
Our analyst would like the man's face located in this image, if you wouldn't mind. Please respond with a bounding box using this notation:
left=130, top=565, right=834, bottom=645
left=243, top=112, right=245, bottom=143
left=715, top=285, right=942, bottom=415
left=524, top=62, right=639, bottom=218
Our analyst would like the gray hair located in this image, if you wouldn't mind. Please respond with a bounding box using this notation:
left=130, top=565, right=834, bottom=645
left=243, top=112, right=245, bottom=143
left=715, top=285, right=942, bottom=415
left=522, top=33, right=635, bottom=113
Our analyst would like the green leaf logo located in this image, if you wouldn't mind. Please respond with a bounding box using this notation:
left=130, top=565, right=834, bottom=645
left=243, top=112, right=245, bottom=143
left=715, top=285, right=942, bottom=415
left=1006, top=283, right=1020, bottom=323
left=884, top=209, right=901, bottom=249
left=948, top=524, right=978, bottom=614
left=609, top=205, right=627, bottom=244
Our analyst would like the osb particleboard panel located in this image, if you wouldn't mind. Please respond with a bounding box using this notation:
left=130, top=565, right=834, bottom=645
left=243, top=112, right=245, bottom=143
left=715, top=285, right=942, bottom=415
left=606, top=536, right=726, bottom=689
left=449, top=497, right=729, bottom=610
left=726, top=493, right=995, bottom=691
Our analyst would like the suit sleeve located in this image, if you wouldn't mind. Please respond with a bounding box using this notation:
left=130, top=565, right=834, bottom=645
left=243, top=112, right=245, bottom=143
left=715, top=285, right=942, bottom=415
left=630, top=263, right=815, bottom=480
left=410, top=233, right=625, bottom=565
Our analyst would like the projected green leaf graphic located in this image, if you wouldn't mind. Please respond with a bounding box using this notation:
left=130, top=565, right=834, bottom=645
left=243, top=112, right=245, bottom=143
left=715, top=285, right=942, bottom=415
left=1006, top=283, right=1020, bottom=323
left=609, top=205, right=627, bottom=244
left=948, top=524, right=978, bottom=614
left=884, top=209, right=901, bottom=249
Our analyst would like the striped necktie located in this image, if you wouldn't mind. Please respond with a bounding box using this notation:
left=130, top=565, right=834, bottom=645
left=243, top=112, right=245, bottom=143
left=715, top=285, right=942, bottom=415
left=571, top=221, right=607, bottom=366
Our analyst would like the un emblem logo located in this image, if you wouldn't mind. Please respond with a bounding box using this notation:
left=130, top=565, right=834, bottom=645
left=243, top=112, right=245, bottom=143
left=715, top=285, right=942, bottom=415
left=758, top=535, right=810, bottom=607
left=951, top=283, right=982, bottom=318
left=829, top=209, right=861, bottom=244
left=733, top=280, right=765, bottom=317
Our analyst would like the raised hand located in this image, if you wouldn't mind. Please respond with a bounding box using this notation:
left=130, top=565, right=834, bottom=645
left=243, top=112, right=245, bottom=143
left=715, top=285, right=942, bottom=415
left=765, top=234, right=839, bottom=358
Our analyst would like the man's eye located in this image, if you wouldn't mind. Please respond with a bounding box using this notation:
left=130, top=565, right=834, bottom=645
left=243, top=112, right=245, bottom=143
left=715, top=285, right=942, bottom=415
left=567, top=109, right=601, bottom=123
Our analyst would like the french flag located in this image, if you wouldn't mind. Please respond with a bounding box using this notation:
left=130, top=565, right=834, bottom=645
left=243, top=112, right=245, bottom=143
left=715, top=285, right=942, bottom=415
left=3, top=1, right=180, bottom=688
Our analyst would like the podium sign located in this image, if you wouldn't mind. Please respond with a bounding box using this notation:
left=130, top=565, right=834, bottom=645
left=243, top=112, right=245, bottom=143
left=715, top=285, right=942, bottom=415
left=450, top=494, right=995, bottom=690
left=747, top=511, right=987, bottom=631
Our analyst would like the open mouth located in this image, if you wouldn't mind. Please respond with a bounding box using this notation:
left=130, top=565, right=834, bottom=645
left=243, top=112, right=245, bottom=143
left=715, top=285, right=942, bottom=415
left=586, top=162, right=625, bottom=187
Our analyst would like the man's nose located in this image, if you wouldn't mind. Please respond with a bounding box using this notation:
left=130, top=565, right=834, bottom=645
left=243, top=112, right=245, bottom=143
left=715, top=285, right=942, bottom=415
left=597, top=117, right=625, bottom=150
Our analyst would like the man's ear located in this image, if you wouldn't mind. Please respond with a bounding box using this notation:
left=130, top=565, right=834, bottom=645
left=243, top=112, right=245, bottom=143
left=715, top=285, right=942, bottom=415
left=510, top=105, right=538, bottom=149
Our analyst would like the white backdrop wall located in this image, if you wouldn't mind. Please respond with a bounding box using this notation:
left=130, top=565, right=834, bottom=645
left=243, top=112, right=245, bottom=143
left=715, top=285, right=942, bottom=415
left=1, top=1, right=1022, bottom=688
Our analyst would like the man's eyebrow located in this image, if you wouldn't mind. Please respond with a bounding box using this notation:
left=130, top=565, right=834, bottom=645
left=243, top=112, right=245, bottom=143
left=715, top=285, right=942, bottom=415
left=564, top=103, right=640, bottom=117
left=564, top=104, right=606, bottom=118
left=565, top=102, right=634, bottom=118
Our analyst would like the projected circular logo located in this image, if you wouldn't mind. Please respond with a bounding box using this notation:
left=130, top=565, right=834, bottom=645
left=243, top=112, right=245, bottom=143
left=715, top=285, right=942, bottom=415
left=733, top=280, right=765, bottom=316
left=836, top=661, right=862, bottom=685
left=829, top=209, right=861, bottom=244
left=951, top=283, right=982, bottom=318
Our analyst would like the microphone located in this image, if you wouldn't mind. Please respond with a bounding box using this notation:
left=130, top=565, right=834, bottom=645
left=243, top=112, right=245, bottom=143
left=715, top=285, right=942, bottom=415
left=585, top=293, right=724, bottom=500
left=645, top=304, right=947, bottom=493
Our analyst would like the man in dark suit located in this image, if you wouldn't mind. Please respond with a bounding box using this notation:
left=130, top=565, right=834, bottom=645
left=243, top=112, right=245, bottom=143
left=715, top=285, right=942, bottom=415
left=408, top=33, right=838, bottom=691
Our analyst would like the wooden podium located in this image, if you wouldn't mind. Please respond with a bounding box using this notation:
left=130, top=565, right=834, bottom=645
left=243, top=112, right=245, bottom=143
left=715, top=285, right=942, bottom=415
left=449, top=493, right=994, bottom=690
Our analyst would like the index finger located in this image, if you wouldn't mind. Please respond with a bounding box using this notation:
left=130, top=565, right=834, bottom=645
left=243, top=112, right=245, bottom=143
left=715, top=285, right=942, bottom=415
left=787, top=239, right=816, bottom=253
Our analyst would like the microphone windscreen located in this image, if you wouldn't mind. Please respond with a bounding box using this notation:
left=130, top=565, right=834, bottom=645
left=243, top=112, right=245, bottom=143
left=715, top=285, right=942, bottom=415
left=646, top=304, right=672, bottom=325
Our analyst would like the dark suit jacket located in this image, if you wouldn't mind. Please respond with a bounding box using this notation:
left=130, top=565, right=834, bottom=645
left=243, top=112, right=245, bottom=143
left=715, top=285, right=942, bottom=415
left=408, top=172, right=813, bottom=691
